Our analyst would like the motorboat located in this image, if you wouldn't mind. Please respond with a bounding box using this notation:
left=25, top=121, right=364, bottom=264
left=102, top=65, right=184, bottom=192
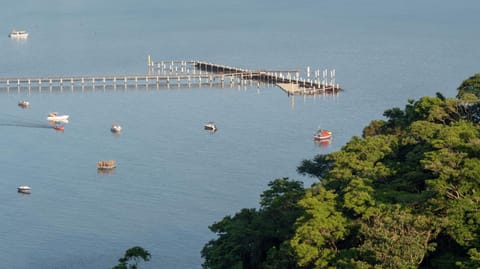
left=313, top=129, right=333, bottom=141
left=111, top=123, right=122, bottom=133
left=47, top=112, right=69, bottom=122
left=204, top=122, right=217, bottom=132
left=54, top=125, right=65, bottom=131
left=17, top=185, right=31, bottom=194
left=9, top=30, right=29, bottom=39
left=18, top=100, right=30, bottom=108
left=97, top=160, right=116, bottom=170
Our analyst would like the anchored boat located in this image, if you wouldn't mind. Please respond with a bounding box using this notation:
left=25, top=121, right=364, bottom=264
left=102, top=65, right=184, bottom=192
left=9, top=30, right=29, bottom=39
left=313, top=129, right=333, bottom=141
left=47, top=112, right=69, bottom=122
left=54, top=125, right=65, bottom=131
left=97, top=160, right=116, bottom=170
left=17, top=185, right=31, bottom=194
left=204, top=122, right=217, bottom=132
left=111, top=123, right=122, bottom=133
left=18, top=100, right=30, bottom=108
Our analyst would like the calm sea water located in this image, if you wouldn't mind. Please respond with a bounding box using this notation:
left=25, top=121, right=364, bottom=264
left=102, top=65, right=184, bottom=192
left=1, top=0, right=479, bottom=268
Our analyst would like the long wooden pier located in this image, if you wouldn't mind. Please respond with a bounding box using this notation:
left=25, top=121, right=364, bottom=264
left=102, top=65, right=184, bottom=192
left=0, top=59, right=341, bottom=95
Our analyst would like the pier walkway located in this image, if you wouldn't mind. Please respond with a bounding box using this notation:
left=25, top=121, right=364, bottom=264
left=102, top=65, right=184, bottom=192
left=0, top=59, right=340, bottom=95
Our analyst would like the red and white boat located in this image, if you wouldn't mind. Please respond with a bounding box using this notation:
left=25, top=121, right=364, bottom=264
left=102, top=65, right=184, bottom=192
left=313, top=129, right=332, bottom=141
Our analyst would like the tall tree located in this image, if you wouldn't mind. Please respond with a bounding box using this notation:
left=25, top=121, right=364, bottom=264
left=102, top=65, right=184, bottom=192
left=202, top=178, right=304, bottom=269
left=112, top=246, right=151, bottom=269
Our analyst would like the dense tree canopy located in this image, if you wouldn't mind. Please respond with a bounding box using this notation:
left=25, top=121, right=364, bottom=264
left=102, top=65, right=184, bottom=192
left=202, top=75, right=480, bottom=269
left=457, top=73, right=480, bottom=99
left=201, top=178, right=305, bottom=269
left=291, top=94, right=480, bottom=268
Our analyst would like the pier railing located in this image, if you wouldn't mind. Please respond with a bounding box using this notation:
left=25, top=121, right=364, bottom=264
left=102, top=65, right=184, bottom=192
left=0, top=59, right=341, bottom=95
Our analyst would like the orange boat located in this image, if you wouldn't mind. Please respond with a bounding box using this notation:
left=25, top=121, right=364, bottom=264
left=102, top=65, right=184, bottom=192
left=54, top=125, right=65, bottom=131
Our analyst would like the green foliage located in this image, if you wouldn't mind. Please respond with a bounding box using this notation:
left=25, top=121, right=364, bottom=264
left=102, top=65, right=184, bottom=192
left=203, top=75, right=480, bottom=269
left=291, top=92, right=480, bottom=268
left=457, top=73, right=480, bottom=99
left=357, top=205, right=438, bottom=269
left=112, top=246, right=151, bottom=269
left=362, top=120, right=386, bottom=137
left=297, top=154, right=333, bottom=179
left=457, top=248, right=480, bottom=268
left=290, top=186, right=348, bottom=268
left=202, top=178, right=305, bottom=269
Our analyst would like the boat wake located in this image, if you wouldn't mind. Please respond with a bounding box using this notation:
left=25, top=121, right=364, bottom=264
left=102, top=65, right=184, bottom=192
left=0, top=122, right=52, bottom=129
left=0, top=113, right=53, bottom=129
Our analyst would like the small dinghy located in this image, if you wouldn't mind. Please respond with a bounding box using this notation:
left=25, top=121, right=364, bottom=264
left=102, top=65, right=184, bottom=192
left=18, top=100, right=30, bottom=108
left=97, top=160, right=116, bottom=170
left=17, top=185, right=31, bottom=194
left=204, top=122, right=217, bottom=132
left=111, top=123, right=122, bottom=133
left=54, top=125, right=65, bottom=131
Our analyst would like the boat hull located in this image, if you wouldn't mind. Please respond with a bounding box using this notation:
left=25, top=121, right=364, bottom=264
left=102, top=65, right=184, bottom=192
left=204, top=123, right=217, bottom=131
left=17, top=186, right=31, bottom=194
left=97, top=160, right=116, bottom=170
left=313, top=135, right=332, bottom=141
left=9, top=33, right=29, bottom=38
left=111, top=126, right=122, bottom=133
left=47, top=115, right=69, bottom=121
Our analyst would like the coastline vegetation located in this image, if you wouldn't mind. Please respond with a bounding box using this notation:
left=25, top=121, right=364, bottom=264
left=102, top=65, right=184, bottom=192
left=111, top=246, right=151, bottom=269
left=201, top=74, right=480, bottom=268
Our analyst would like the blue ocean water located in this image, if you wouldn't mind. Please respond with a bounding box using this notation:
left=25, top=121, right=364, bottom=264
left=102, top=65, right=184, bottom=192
left=1, top=0, right=479, bottom=268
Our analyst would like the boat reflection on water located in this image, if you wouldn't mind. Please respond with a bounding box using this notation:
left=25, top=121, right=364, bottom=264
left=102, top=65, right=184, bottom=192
left=97, top=169, right=115, bottom=175
left=314, top=138, right=332, bottom=147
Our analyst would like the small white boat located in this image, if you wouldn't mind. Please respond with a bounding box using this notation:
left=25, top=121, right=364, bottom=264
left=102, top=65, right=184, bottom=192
left=111, top=123, right=122, bottom=133
left=9, top=30, right=29, bottom=39
left=18, top=100, right=30, bottom=108
left=204, top=122, right=217, bottom=132
left=47, top=112, right=69, bottom=122
left=17, top=185, right=31, bottom=194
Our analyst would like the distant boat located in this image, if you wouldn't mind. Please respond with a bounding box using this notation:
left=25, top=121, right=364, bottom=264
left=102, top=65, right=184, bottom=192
left=47, top=112, right=69, bottom=122
left=9, top=30, right=29, bottom=39
left=111, top=123, right=122, bottom=133
left=17, top=185, right=31, bottom=194
left=97, top=160, right=116, bottom=170
left=313, top=129, right=332, bottom=141
left=204, top=122, right=217, bottom=132
left=54, top=125, right=65, bottom=131
left=18, top=100, right=30, bottom=108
